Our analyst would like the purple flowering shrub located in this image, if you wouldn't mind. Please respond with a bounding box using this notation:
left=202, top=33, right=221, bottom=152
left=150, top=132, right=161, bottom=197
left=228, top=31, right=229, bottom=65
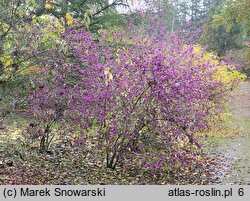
left=27, top=28, right=243, bottom=171
left=25, top=74, right=66, bottom=152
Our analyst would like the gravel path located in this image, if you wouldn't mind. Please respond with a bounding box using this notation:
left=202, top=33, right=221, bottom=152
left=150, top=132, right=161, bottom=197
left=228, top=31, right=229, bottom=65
left=219, top=81, right=250, bottom=184
left=231, top=81, right=250, bottom=119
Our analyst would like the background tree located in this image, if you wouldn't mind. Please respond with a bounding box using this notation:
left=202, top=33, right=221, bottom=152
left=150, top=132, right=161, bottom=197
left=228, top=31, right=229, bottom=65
left=210, top=0, right=250, bottom=70
left=201, top=17, right=243, bottom=56
left=200, top=0, right=244, bottom=56
left=35, top=0, right=130, bottom=31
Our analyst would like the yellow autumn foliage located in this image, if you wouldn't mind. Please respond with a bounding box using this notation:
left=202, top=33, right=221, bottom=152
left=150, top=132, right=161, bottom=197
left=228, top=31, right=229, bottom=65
left=192, top=45, right=246, bottom=91
left=104, top=67, right=113, bottom=85
left=45, top=2, right=54, bottom=9
left=192, top=45, right=246, bottom=127
left=0, top=55, right=13, bottom=67
left=66, top=13, right=73, bottom=26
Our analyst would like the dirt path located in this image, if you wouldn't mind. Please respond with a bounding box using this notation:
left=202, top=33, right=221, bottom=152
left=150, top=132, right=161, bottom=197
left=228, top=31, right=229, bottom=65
left=216, top=81, right=250, bottom=184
